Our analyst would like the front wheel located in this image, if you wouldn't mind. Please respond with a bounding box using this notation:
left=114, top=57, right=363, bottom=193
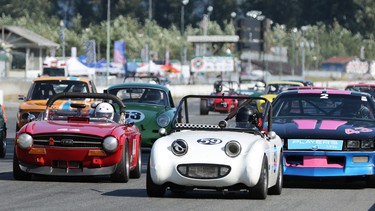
left=200, top=99, right=209, bottom=115
left=146, top=157, right=166, bottom=197
left=13, top=150, right=32, bottom=181
left=110, top=142, right=130, bottom=182
left=367, top=175, right=375, bottom=188
left=130, top=148, right=141, bottom=179
left=0, top=133, right=6, bottom=158
left=268, top=155, right=283, bottom=195
left=249, top=156, right=268, bottom=199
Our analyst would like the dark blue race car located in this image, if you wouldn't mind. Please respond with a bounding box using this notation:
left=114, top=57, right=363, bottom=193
left=271, top=89, right=375, bottom=187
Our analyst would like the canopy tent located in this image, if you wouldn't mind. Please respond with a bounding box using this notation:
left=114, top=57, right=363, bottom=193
left=136, top=61, right=164, bottom=75
left=66, top=57, right=96, bottom=79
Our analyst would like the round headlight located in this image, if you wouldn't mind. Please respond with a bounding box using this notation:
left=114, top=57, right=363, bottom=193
left=103, top=136, right=118, bottom=152
left=17, top=133, right=33, bottom=149
left=225, top=140, right=241, bottom=157
left=171, top=139, right=188, bottom=156
left=157, top=113, right=170, bottom=127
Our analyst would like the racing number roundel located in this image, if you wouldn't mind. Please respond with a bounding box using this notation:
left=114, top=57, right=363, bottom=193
left=125, top=110, right=145, bottom=122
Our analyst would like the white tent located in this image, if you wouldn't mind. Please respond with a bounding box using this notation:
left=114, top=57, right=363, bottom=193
left=66, top=57, right=96, bottom=79
left=135, top=61, right=164, bottom=76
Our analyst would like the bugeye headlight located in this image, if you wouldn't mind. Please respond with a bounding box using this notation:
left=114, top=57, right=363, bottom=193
left=361, top=140, right=374, bottom=149
left=171, top=139, right=188, bottom=156
left=103, top=136, right=118, bottom=152
left=157, top=113, right=170, bottom=127
left=347, top=140, right=360, bottom=149
left=225, top=140, right=241, bottom=157
left=17, top=133, right=33, bottom=149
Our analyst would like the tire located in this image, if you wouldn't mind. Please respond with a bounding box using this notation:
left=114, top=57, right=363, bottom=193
left=130, top=148, right=142, bottom=179
left=200, top=99, right=209, bottom=115
left=13, top=149, right=32, bottom=181
left=367, top=176, right=375, bottom=188
left=0, top=133, right=6, bottom=158
left=249, top=156, right=268, bottom=199
left=110, top=142, right=130, bottom=183
left=268, top=155, right=283, bottom=195
left=146, top=157, right=166, bottom=197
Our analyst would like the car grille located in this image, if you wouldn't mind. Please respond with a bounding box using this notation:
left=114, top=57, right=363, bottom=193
left=177, top=164, right=231, bottom=179
left=214, top=102, right=228, bottom=109
left=32, top=134, right=102, bottom=148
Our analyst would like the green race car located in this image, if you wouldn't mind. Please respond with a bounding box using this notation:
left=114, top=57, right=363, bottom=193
left=107, top=83, right=176, bottom=147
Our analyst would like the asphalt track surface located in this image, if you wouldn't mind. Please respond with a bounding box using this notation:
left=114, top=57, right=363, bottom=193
left=0, top=105, right=374, bottom=211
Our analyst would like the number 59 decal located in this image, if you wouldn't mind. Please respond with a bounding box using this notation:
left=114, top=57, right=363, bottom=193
left=125, top=110, right=145, bottom=122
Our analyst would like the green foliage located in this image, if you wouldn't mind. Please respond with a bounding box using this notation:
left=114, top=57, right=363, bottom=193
left=2, top=0, right=375, bottom=70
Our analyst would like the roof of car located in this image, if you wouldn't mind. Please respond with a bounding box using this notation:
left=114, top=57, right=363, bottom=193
left=33, top=76, right=92, bottom=82
left=108, top=82, right=171, bottom=92
left=267, top=81, right=304, bottom=86
left=277, top=89, right=372, bottom=97
left=345, top=83, right=375, bottom=88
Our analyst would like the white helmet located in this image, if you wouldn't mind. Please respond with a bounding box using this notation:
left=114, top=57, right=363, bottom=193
left=95, top=102, right=114, bottom=119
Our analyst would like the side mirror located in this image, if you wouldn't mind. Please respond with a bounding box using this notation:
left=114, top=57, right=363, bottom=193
left=22, top=113, right=36, bottom=123
left=268, top=131, right=277, bottom=139
left=18, top=95, right=26, bottom=100
left=125, top=118, right=135, bottom=127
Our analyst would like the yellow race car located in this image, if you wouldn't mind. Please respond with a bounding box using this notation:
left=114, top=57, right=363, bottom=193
left=16, top=77, right=97, bottom=131
left=257, top=81, right=304, bottom=112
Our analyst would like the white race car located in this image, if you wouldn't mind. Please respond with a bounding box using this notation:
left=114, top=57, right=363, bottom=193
left=147, top=95, right=283, bottom=199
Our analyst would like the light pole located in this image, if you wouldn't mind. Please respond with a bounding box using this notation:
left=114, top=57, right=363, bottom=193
left=301, top=26, right=308, bottom=79
left=106, top=0, right=110, bottom=86
left=207, top=5, right=213, bottom=31
left=181, top=0, right=189, bottom=65
left=60, top=20, right=65, bottom=61
left=230, top=12, right=236, bottom=25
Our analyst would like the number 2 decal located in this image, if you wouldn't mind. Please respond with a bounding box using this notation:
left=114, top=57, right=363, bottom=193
left=320, top=93, right=328, bottom=99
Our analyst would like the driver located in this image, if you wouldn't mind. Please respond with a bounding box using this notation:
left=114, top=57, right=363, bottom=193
left=95, top=102, right=114, bottom=120
left=235, top=106, right=257, bottom=128
left=214, top=81, right=223, bottom=93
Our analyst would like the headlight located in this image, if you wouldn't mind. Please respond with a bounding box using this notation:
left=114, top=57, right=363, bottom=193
left=361, top=140, right=374, bottom=149
left=225, top=140, right=241, bottom=157
left=171, top=139, right=188, bottom=156
left=103, top=136, right=118, bottom=152
left=157, top=113, right=170, bottom=127
left=17, top=133, right=33, bottom=149
left=347, top=140, right=360, bottom=149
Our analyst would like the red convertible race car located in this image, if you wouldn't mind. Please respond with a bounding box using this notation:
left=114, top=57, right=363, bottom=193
left=200, top=80, right=240, bottom=115
left=13, top=93, right=142, bottom=182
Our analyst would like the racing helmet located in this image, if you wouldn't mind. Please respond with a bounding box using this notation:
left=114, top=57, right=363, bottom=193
left=235, top=106, right=257, bottom=128
left=95, top=102, right=114, bottom=119
left=214, top=81, right=223, bottom=93
left=72, top=84, right=86, bottom=93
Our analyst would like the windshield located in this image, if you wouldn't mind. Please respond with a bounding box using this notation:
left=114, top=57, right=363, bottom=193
left=109, top=87, right=168, bottom=106
left=172, top=95, right=269, bottom=133
left=272, top=93, right=375, bottom=120
left=28, top=80, right=89, bottom=100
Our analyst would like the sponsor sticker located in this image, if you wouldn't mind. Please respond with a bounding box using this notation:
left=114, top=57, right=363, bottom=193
left=288, top=139, right=343, bottom=150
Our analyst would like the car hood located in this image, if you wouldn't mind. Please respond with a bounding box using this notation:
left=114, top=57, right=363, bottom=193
left=19, top=100, right=91, bottom=111
left=23, top=120, right=119, bottom=137
left=125, top=103, right=173, bottom=124
left=272, top=118, right=375, bottom=139
left=155, top=130, right=260, bottom=151
left=19, top=100, right=48, bottom=111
